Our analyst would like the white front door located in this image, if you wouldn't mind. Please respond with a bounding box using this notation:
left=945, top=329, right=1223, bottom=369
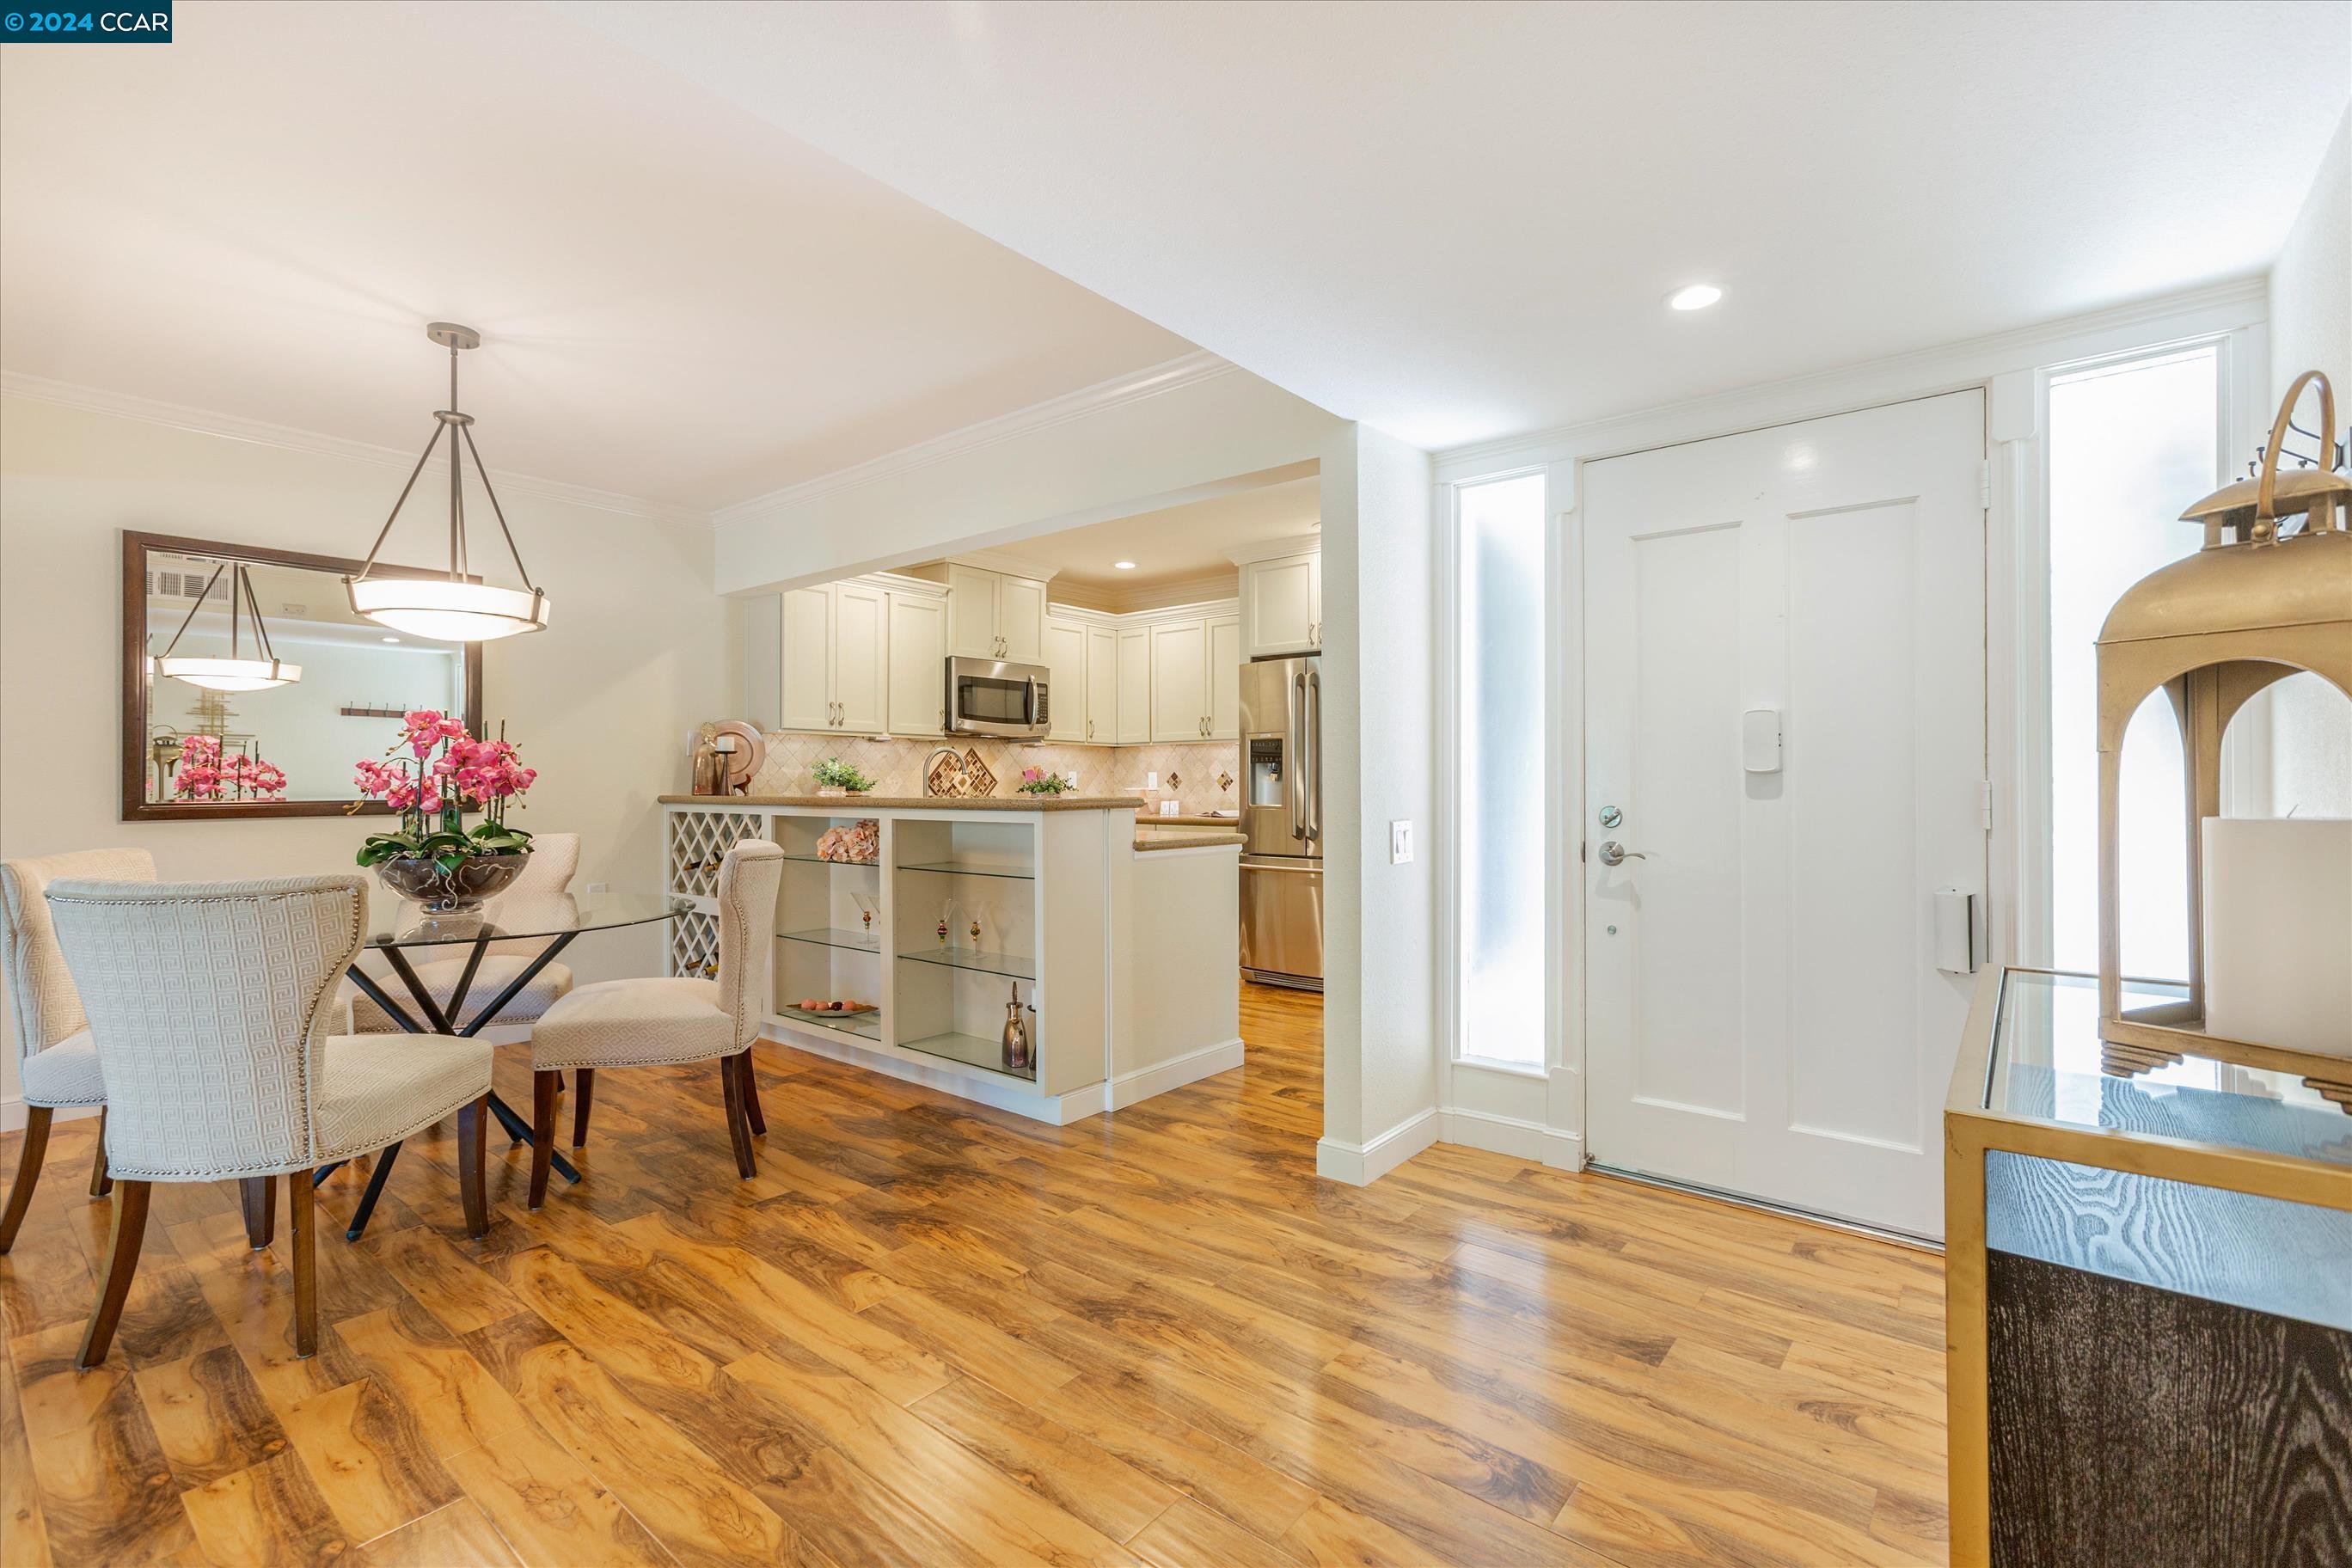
left=1583, top=391, right=1986, bottom=1239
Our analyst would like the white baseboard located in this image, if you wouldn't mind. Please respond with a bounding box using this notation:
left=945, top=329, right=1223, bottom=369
left=1106, top=1038, right=1244, bottom=1111
left=1440, top=1106, right=1584, bottom=1170
left=1, top=1096, right=101, bottom=1134
left=764, top=1028, right=1106, bottom=1126
left=1316, top=1105, right=1442, bottom=1185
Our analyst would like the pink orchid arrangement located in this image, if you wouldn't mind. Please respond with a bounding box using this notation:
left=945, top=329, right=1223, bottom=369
left=1014, top=765, right=1070, bottom=796
left=351, top=711, right=536, bottom=870
left=172, top=733, right=289, bottom=801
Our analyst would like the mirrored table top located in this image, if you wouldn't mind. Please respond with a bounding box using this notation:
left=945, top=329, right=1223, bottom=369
left=364, top=892, right=687, bottom=951
left=1986, top=968, right=2352, bottom=1171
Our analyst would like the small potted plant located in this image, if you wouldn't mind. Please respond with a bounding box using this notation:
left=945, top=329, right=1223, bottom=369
left=812, top=756, right=875, bottom=796
left=1015, top=767, right=1071, bottom=796
left=351, top=711, right=536, bottom=911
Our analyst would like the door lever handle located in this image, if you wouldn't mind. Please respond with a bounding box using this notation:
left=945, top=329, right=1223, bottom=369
left=1597, top=841, right=1647, bottom=867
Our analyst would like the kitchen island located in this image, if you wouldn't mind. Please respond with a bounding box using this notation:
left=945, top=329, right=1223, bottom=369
left=661, top=795, right=1240, bottom=1121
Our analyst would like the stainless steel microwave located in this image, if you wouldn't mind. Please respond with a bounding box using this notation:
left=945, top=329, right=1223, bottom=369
left=945, top=655, right=1050, bottom=739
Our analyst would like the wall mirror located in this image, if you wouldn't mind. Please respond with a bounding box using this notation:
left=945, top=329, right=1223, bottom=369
left=121, top=531, right=483, bottom=821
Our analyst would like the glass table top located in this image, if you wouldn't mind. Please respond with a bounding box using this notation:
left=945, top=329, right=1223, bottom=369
left=1987, top=968, right=2352, bottom=1170
left=364, top=892, right=687, bottom=950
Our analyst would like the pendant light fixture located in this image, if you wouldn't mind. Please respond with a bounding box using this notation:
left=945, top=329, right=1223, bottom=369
left=346, top=322, right=551, bottom=642
left=154, top=561, right=302, bottom=692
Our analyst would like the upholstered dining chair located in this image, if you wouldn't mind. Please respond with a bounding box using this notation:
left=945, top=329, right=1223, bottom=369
left=347, top=831, right=582, bottom=1034
left=0, top=848, right=156, bottom=1253
left=44, top=874, right=494, bottom=1369
left=524, top=839, right=782, bottom=1208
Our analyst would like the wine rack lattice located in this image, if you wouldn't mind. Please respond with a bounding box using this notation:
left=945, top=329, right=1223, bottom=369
left=668, top=908, right=721, bottom=979
left=667, top=810, right=763, bottom=899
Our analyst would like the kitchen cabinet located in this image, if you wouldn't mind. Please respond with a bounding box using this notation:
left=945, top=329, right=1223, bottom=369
left=946, top=562, right=1046, bottom=662
left=1115, top=626, right=1152, bottom=744
left=779, top=581, right=888, bottom=734
left=1240, top=550, right=1320, bottom=658
left=1208, top=615, right=1241, bottom=740
left=886, top=589, right=947, bottom=737
left=1147, top=613, right=1243, bottom=742
left=1042, top=616, right=1088, bottom=743
left=1085, top=625, right=1118, bottom=745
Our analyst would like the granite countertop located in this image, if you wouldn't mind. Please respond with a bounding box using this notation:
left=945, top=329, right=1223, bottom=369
left=1133, top=829, right=1246, bottom=852
left=660, top=793, right=1140, bottom=812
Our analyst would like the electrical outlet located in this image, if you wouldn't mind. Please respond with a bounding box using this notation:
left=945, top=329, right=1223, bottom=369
left=1389, top=821, right=1413, bottom=864
left=585, top=882, right=609, bottom=895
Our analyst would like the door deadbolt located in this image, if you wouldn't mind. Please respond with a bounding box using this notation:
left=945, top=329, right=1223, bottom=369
left=1598, top=805, right=1622, bottom=829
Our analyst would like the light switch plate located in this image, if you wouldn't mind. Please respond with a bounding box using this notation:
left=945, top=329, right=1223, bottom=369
left=1389, top=821, right=1413, bottom=864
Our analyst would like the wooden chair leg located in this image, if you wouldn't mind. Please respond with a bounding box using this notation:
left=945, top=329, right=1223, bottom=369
left=457, top=1098, right=488, bottom=1238
left=719, top=1052, right=757, bottom=1179
left=570, top=1069, right=596, bottom=1149
left=738, top=1051, right=766, bottom=1136
left=88, top=1107, right=112, bottom=1197
left=528, top=1071, right=560, bottom=1210
left=77, top=1179, right=151, bottom=1369
left=286, top=1172, right=317, bottom=1359
left=239, top=1175, right=276, bottom=1250
left=0, top=1106, right=52, bottom=1254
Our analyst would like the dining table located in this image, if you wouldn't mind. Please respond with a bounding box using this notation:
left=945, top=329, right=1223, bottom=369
left=322, top=891, right=688, bottom=1240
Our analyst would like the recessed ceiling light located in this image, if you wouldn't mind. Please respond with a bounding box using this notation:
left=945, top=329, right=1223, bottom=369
left=1113, top=560, right=1138, bottom=571
left=381, top=635, right=401, bottom=643
left=1668, top=284, right=1723, bottom=312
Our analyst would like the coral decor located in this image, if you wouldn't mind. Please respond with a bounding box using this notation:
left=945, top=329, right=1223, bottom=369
left=815, top=820, right=880, bottom=864
left=172, top=732, right=289, bottom=801
left=349, top=710, right=537, bottom=872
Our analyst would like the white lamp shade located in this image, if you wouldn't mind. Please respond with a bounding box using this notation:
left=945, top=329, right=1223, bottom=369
left=156, top=657, right=300, bottom=692
left=347, top=578, right=548, bottom=642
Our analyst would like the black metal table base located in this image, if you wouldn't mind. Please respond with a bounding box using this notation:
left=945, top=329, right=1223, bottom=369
left=328, top=928, right=582, bottom=1240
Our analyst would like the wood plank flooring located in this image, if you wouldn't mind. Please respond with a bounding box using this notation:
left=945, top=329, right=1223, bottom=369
left=0, top=984, right=1948, bottom=1565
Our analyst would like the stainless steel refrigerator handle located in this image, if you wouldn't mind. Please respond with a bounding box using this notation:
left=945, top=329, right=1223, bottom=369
left=1289, top=672, right=1307, bottom=841
left=1240, top=860, right=1321, bottom=873
left=1305, top=670, right=1321, bottom=844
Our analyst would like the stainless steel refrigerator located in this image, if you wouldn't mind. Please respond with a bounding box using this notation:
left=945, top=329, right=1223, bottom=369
left=1238, top=655, right=1322, bottom=989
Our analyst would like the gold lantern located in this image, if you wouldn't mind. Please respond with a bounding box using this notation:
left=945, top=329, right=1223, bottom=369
left=2094, top=370, right=2352, bottom=1108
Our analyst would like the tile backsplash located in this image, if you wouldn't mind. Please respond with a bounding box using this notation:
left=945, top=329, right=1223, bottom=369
left=735, top=729, right=1244, bottom=815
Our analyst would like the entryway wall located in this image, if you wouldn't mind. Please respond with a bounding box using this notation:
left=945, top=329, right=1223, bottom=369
left=1426, top=277, right=2275, bottom=1185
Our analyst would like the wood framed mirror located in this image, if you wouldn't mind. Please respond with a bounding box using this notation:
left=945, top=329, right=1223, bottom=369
left=121, top=531, right=484, bottom=822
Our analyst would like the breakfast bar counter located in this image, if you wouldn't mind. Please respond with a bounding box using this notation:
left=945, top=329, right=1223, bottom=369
left=660, top=796, right=1240, bottom=1121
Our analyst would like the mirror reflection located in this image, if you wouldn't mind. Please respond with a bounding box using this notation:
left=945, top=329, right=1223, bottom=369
left=129, top=536, right=476, bottom=814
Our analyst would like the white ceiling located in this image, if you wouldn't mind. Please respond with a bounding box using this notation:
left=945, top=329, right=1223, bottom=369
left=561, top=0, right=2352, bottom=453
left=0, top=1, right=1192, bottom=512
left=965, top=469, right=1320, bottom=599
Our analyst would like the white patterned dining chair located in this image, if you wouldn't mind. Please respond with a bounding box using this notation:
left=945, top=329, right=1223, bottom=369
left=524, top=839, right=783, bottom=1208
left=45, top=874, right=494, bottom=1369
left=346, top=831, right=582, bottom=1034
left=0, top=847, right=156, bottom=1253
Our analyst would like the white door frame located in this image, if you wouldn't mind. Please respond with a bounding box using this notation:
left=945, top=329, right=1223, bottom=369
left=1427, top=279, right=2269, bottom=1173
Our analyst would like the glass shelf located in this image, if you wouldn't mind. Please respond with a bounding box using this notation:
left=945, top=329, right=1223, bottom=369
left=780, top=853, right=879, bottom=869
left=898, top=945, right=1035, bottom=980
left=776, top=1003, right=882, bottom=1042
left=776, top=927, right=881, bottom=954
left=897, top=861, right=1035, bottom=882
left=899, top=1029, right=1036, bottom=1083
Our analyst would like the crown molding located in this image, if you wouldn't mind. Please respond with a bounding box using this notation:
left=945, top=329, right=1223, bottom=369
left=1227, top=531, right=1322, bottom=567
left=1431, top=274, right=2270, bottom=477
left=947, top=548, right=1063, bottom=582
left=713, top=350, right=1241, bottom=528
left=0, top=370, right=706, bottom=524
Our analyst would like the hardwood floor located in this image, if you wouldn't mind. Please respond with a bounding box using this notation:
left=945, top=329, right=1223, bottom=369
left=0, top=983, right=1948, bottom=1566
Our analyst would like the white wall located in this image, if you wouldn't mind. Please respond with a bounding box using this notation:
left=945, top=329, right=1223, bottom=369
left=0, top=392, right=727, bottom=1114
left=2270, top=105, right=2350, bottom=400
left=1315, top=424, right=1440, bottom=1180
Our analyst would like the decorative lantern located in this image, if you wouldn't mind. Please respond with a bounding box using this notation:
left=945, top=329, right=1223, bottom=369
left=2094, top=370, right=2352, bottom=1108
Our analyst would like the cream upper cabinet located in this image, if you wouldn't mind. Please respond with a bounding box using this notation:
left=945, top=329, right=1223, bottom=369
left=1085, top=624, right=1118, bottom=745
left=1115, top=625, right=1152, bottom=744
left=997, top=575, right=1046, bottom=663
left=1240, top=550, right=1320, bottom=658
left=1207, top=615, right=1241, bottom=740
left=946, top=563, right=998, bottom=658
left=885, top=589, right=946, bottom=737
left=779, top=585, right=832, bottom=732
left=1149, top=619, right=1209, bottom=742
left=946, top=564, right=1047, bottom=661
left=1041, top=616, right=1088, bottom=743
left=831, top=583, right=888, bottom=735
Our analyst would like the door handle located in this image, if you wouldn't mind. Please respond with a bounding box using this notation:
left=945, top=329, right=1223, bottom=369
left=1596, top=841, right=1647, bottom=867
left=1304, top=670, right=1320, bottom=843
